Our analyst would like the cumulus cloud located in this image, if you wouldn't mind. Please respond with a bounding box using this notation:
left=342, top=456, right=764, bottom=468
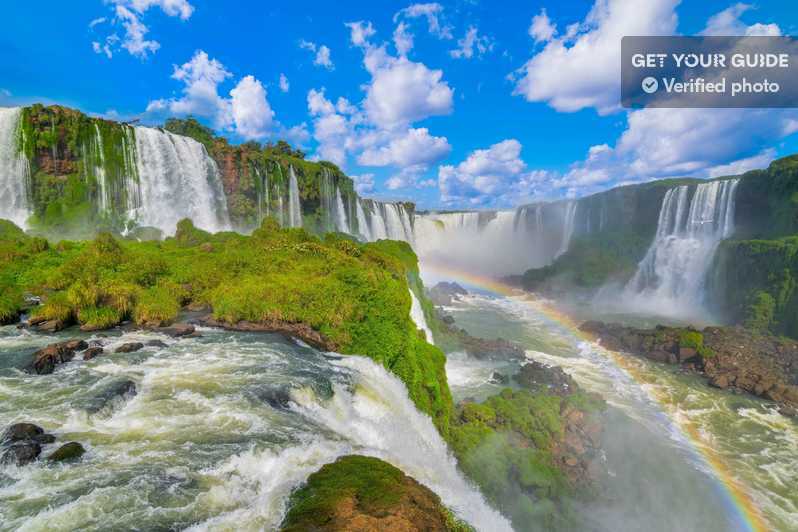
left=529, top=9, right=556, bottom=43
left=701, top=3, right=781, bottom=36
left=230, top=75, right=274, bottom=139
left=90, top=0, right=193, bottom=59
left=351, top=173, right=376, bottom=194
left=512, top=0, right=679, bottom=114
left=300, top=40, right=334, bottom=69
left=363, top=45, right=453, bottom=128
left=450, top=26, right=492, bottom=59
left=358, top=128, right=451, bottom=167
left=394, top=3, right=452, bottom=39
left=393, top=22, right=414, bottom=55
left=438, top=139, right=544, bottom=206
left=146, top=50, right=275, bottom=140
left=279, top=73, right=290, bottom=93
left=345, top=21, right=376, bottom=48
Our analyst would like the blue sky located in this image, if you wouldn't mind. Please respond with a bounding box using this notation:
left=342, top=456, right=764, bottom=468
left=2, top=1, right=798, bottom=209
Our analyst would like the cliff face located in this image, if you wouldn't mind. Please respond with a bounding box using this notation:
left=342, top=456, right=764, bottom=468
left=10, top=105, right=383, bottom=237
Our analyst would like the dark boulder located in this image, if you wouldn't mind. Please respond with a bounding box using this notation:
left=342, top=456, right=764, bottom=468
left=515, top=360, right=575, bottom=396
left=146, top=339, right=168, bottom=348
left=157, top=324, right=195, bottom=337
left=28, top=340, right=88, bottom=374
left=1, top=441, right=41, bottom=466
left=82, top=347, right=105, bottom=360
left=2, top=422, right=50, bottom=444
left=86, top=379, right=137, bottom=413
left=489, top=371, right=509, bottom=385
left=36, top=319, right=66, bottom=333
left=114, top=342, right=144, bottom=353
left=47, top=442, right=85, bottom=462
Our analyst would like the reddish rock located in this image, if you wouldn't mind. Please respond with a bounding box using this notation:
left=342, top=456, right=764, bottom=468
left=28, top=340, right=88, bottom=374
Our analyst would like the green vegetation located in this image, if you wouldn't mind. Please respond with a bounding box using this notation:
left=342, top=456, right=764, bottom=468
left=0, top=217, right=452, bottom=433
left=448, top=388, right=601, bottom=530
left=281, top=455, right=472, bottom=532
left=678, top=330, right=715, bottom=359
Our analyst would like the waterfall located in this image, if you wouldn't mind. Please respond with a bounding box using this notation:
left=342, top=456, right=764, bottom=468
left=334, top=186, right=349, bottom=233
left=355, top=199, right=372, bottom=241
left=0, top=107, right=31, bottom=228
left=408, top=289, right=433, bottom=343
left=624, top=179, right=740, bottom=317
left=92, top=123, right=110, bottom=213
left=556, top=201, right=578, bottom=258
left=288, top=166, right=302, bottom=228
left=130, top=127, right=230, bottom=235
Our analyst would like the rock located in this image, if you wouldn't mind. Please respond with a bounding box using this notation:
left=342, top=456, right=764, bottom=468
left=678, top=347, right=698, bottom=363
left=195, top=315, right=337, bottom=352
left=1, top=441, right=41, bottom=466
left=28, top=340, right=88, bottom=375
left=37, top=319, right=66, bottom=333
left=114, top=342, right=144, bottom=353
left=86, top=379, right=137, bottom=413
left=489, top=371, right=509, bottom=385
left=157, top=323, right=195, bottom=338
left=82, top=347, right=105, bottom=360
left=146, top=339, right=168, bottom=348
left=3, top=423, right=45, bottom=444
left=280, top=455, right=456, bottom=532
left=259, top=387, right=293, bottom=410
left=515, top=360, right=575, bottom=396
left=47, top=442, right=85, bottom=462
left=428, top=282, right=468, bottom=306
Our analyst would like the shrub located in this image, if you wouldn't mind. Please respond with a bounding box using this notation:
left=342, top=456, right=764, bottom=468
left=77, top=306, right=123, bottom=330
left=133, top=286, right=180, bottom=327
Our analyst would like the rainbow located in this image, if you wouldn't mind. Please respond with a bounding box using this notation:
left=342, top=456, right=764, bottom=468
left=422, top=261, right=769, bottom=532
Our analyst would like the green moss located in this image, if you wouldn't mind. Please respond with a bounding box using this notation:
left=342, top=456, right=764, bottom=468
left=281, top=455, right=469, bottom=532
left=678, top=330, right=715, bottom=359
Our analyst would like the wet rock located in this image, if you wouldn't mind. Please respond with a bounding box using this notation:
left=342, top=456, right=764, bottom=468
left=3, top=423, right=45, bottom=444
left=157, top=323, right=195, bottom=338
left=47, top=442, right=85, bottom=462
left=82, top=347, right=105, bottom=361
left=114, top=342, right=144, bottom=354
left=146, top=339, right=168, bottom=348
left=36, top=319, right=66, bottom=333
left=28, top=339, right=88, bottom=375
left=195, top=315, right=337, bottom=352
left=489, top=371, right=509, bottom=385
left=86, top=379, right=137, bottom=414
left=1, top=441, right=41, bottom=466
left=259, top=387, right=293, bottom=410
left=428, top=282, right=468, bottom=306
left=515, top=360, right=575, bottom=396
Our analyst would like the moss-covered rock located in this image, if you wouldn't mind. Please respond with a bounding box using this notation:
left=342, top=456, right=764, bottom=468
left=280, top=455, right=472, bottom=532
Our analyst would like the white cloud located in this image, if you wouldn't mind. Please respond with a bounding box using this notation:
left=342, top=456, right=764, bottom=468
left=512, top=0, right=680, bottom=114
left=358, top=127, right=450, bottom=168
left=91, top=0, right=194, bottom=59
left=345, top=21, right=376, bottom=48
left=146, top=50, right=277, bottom=140
left=300, top=40, right=334, bottom=69
left=529, top=9, right=556, bottom=43
left=450, top=26, right=492, bottom=59
left=393, top=22, right=414, bottom=56
left=706, top=148, right=776, bottom=178
left=394, top=3, right=452, bottom=39
left=279, top=73, right=290, bottom=93
left=230, top=75, right=274, bottom=139
left=701, top=3, right=781, bottom=36
left=363, top=47, right=453, bottom=128
left=351, top=173, right=375, bottom=194
left=438, top=139, right=539, bottom=205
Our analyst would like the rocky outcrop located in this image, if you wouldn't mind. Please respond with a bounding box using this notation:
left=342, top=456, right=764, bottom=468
left=27, top=339, right=88, bottom=374
left=436, top=310, right=524, bottom=360
left=514, top=360, right=577, bottom=396
left=1, top=423, right=55, bottom=466
left=580, top=321, right=798, bottom=415
left=195, top=315, right=337, bottom=352
left=114, top=342, right=144, bottom=353
left=280, top=455, right=466, bottom=532
left=428, top=282, right=468, bottom=306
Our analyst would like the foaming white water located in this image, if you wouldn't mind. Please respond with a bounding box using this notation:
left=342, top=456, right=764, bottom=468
left=334, top=187, right=348, bottom=233
left=292, top=355, right=513, bottom=532
left=0, top=107, right=31, bottom=228
left=408, top=289, right=433, bottom=343
left=622, top=179, right=739, bottom=319
left=288, top=166, right=302, bottom=228
left=355, top=199, right=372, bottom=241
left=131, top=127, right=230, bottom=235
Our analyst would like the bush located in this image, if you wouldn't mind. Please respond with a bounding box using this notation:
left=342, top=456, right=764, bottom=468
left=77, top=306, right=123, bottom=330
left=133, top=286, right=180, bottom=327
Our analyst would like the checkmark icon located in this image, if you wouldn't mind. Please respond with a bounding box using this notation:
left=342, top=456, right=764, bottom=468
left=642, top=77, right=658, bottom=94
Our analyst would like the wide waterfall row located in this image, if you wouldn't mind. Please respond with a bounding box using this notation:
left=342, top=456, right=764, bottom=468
left=0, top=107, right=31, bottom=228
left=623, top=179, right=740, bottom=317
